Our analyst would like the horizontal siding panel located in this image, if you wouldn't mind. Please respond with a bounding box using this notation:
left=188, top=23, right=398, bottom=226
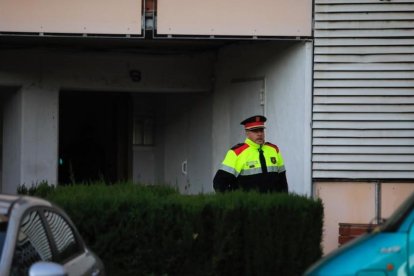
left=314, top=88, right=414, bottom=96
left=314, top=96, right=414, bottom=104
left=315, top=12, right=414, bottom=21
left=313, top=113, right=414, bottom=121
left=314, top=63, right=414, bottom=71
left=314, top=54, right=414, bottom=63
left=315, top=20, right=414, bottom=30
left=313, top=121, right=414, bottom=129
left=313, top=163, right=414, bottom=171
left=315, top=29, right=414, bottom=38
left=313, top=0, right=414, bottom=180
left=313, top=137, right=414, bottom=145
left=313, top=129, right=414, bottom=138
left=313, top=146, right=414, bottom=154
left=315, top=38, right=414, bottom=46
left=314, top=80, right=414, bottom=87
left=316, top=4, right=414, bottom=12
left=314, top=71, right=414, bottom=79
left=313, top=154, right=414, bottom=162
left=313, top=104, right=414, bottom=113
left=313, top=170, right=414, bottom=179
left=314, top=46, right=414, bottom=54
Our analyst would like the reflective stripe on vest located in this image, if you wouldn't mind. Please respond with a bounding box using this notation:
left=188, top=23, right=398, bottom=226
left=239, top=165, right=286, bottom=176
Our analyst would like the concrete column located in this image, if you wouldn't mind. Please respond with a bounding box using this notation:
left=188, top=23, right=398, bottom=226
left=2, top=90, right=22, bottom=194
left=2, top=84, right=58, bottom=193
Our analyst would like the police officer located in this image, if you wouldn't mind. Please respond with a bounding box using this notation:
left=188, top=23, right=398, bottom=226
left=213, top=115, right=288, bottom=193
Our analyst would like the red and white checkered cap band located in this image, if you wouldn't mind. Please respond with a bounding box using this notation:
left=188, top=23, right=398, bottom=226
left=244, top=121, right=265, bottom=130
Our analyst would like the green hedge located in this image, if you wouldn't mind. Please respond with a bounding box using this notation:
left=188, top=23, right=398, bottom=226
left=25, top=183, right=323, bottom=275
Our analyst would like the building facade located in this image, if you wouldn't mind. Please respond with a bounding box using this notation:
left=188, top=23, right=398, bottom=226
left=312, top=0, right=414, bottom=253
left=0, top=0, right=413, bottom=254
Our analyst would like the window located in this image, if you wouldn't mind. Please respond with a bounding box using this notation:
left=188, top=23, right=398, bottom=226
left=43, top=210, right=82, bottom=262
left=133, top=116, right=155, bottom=146
left=11, top=210, right=52, bottom=276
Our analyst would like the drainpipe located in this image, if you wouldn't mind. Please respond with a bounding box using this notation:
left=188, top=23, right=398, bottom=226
left=375, top=180, right=382, bottom=224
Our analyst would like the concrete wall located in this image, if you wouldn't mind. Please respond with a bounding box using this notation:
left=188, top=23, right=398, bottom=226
left=162, top=93, right=212, bottom=193
left=315, top=181, right=414, bottom=255
left=2, top=85, right=58, bottom=192
left=212, top=41, right=313, bottom=195
left=0, top=48, right=215, bottom=192
left=20, top=84, right=59, bottom=188
left=132, top=92, right=212, bottom=194
left=0, top=43, right=311, bottom=194
left=0, top=49, right=215, bottom=93
left=2, top=89, right=22, bottom=193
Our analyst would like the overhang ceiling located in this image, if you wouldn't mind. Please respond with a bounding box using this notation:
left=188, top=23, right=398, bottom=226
left=0, top=35, right=297, bottom=55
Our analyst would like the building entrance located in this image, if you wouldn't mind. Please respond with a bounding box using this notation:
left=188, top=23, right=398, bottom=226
left=59, top=91, right=131, bottom=184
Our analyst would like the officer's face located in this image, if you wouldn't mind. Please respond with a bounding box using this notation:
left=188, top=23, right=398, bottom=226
left=246, top=128, right=265, bottom=145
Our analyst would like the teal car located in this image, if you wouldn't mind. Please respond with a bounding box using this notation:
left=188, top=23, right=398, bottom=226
left=305, top=192, right=414, bottom=276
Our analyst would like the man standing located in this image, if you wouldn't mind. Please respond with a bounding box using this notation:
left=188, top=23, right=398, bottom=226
left=213, top=115, right=288, bottom=193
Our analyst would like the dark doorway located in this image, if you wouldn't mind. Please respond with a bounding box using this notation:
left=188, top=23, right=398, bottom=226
left=59, top=91, right=131, bottom=184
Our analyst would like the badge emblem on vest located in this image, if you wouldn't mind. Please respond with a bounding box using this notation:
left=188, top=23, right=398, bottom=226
left=271, top=157, right=277, bottom=164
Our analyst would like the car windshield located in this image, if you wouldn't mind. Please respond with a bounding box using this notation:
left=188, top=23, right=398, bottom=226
left=381, top=192, right=414, bottom=232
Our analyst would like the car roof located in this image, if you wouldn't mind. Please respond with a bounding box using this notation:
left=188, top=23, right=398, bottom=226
left=0, top=194, right=52, bottom=216
left=0, top=194, right=20, bottom=215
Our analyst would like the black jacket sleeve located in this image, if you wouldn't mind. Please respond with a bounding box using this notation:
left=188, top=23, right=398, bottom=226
left=213, top=169, right=237, bottom=192
left=278, top=171, right=288, bottom=193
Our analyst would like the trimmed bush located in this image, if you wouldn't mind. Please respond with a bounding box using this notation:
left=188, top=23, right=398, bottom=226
left=28, top=183, right=323, bottom=275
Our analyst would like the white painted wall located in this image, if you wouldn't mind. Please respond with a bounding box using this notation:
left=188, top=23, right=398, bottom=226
left=20, top=85, right=59, bottom=187
left=2, top=85, right=59, bottom=193
left=2, top=90, right=22, bottom=193
left=212, top=41, right=313, bottom=195
left=160, top=93, right=212, bottom=194
left=132, top=92, right=212, bottom=194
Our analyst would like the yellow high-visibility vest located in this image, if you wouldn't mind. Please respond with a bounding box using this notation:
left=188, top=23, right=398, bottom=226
left=220, top=138, right=285, bottom=177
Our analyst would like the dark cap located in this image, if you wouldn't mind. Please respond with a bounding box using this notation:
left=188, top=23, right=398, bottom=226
left=240, top=115, right=267, bottom=130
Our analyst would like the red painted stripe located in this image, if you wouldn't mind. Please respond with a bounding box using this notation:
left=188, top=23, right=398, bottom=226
left=233, top=143, right=249, bottom=156
left=265, top=142, right=279, bottom=153
left=245, top=121, right=264, bottom=129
